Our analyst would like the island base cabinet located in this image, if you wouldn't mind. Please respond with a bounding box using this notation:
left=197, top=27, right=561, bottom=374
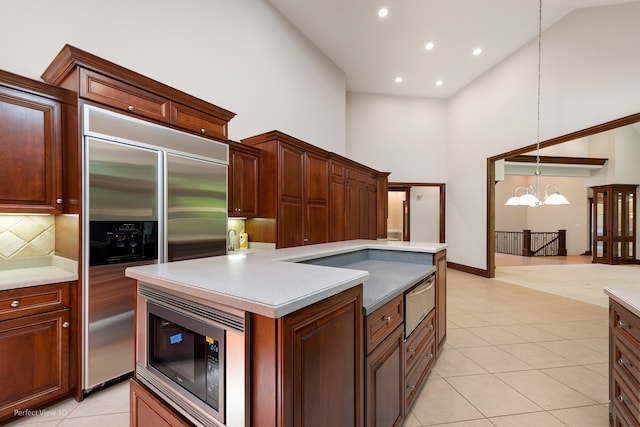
left=250, top=285, right=363, bottom=427
left=610, top=299, right=640, bottom=426
left=365, top=324, right=404, bottom=427
left=130, top=379, right=193, bottom=427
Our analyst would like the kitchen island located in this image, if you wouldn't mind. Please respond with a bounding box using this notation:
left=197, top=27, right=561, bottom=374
left=605, top=287, right=640, bottom=426
left=125, top=239, right=447, bottom=427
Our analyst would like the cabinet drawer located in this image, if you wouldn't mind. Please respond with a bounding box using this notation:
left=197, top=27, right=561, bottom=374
left=0, top=282, right=70, bottom=321
left=170, top=102, right=228, bottom=140
left=613, top=368, right=640, bottom=426
left=614, top=335, right=640, bottom=389
left=405, top=336, right=435, bottom=412
left=80, top=69, right=170, bottom=123
left=405, top=309, right=435, bottom=373
left=612, top=301, right=640, bottom=346
left=365, top=295, right=403, bottom=355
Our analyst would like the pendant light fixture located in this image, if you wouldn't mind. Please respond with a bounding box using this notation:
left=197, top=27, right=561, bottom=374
left=505, top=0, right=569, bottom=207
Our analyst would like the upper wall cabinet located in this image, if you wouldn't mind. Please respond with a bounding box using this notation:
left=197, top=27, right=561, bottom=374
left=0, top=70, right=77, bottom=214
left=242, top=131, right=330, bottom=248
left=41, top=44, right=236, bottom=142
left=228, top=142, right=260, bottom=218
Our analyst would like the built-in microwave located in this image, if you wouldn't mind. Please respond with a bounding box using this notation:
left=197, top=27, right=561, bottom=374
left=136, top=284, right=246, bottom=427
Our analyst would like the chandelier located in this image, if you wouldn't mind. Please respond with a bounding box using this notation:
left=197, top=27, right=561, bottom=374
left=505, top=0, right=569, bottom=207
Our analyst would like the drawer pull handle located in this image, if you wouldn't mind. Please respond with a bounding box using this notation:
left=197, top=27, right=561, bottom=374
left=128, top=106, right=134, bottom=111
left=619, top=395, right=625, bottom=403
left=618, top=320, right=631, bottom=329
left=383, top=316, right=392, bottom=323
left=619, top=358, right=631, bottom=366
left=10, top=301, right=19, bottom=308
left=408, top=348, right=416, bottom=354
left=407, top=384, right=415, bottom=390
left=62, top=322, right=70, bottom=328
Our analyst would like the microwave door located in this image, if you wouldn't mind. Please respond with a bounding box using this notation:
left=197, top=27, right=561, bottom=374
left=166, top=153, right=227, bottom=261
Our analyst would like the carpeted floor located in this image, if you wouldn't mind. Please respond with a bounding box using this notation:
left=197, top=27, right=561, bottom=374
left=494, top=262, right=640, bottom=308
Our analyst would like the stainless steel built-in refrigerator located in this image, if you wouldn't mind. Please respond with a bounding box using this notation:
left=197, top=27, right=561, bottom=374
left=83, top=106, right=228, bottom=392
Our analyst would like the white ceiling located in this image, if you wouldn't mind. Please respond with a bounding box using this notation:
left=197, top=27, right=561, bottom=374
left=267, top=0, right=637, bottom=98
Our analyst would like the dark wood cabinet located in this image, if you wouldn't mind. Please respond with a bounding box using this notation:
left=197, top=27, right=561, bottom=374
left=365, top=324, right=404, bottom=427
left=250, top=285, right=363, bottom=427
left=0, top=70, right=76, bottom=214
left=364, top=295, right=404, bottom=427
left=42, top=44, right=235, bottom=142
left=0, top=282, right=72, bottom=423
left=242, top=131, right=329, bottom=248
left=435, top=249, right=447, bottom=356
left=609, top=299, right=640, bottom=426
left=592, top=184, right=637, bottom=265
left=331, top=159, right=381, bottom=242
left=228, top=143, right=260, bottom=217
left=377, top=173, right=390, bottom=239
left=130, top=379, right=193, bottom=427
left=404, top=311, right=436, bottom=412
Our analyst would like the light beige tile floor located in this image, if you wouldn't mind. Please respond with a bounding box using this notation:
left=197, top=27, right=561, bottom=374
left=5, top=266, right=611, bottom=426
left=406, top=268, right=610, bottom=427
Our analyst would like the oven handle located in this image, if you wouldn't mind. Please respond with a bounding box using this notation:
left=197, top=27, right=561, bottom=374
left=407, top=276, right=435, bottom=297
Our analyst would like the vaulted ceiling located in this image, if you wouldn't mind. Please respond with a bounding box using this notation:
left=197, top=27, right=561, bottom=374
left=268, top=0, right=638, bottom=98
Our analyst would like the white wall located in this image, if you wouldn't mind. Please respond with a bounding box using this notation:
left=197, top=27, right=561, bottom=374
left=0, top=0, right=347, bottom=153
left=409, top=187, right=441, bottom=243
left=346, top=92, right=447, bottom=180
left=446, top=3, right=640, bottom=269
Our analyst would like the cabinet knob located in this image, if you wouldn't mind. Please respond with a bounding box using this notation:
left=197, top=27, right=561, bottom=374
left=383, top=315, right=392, bottom=323
left=619, top=395, right=625, bottom=403
left=407, top=384, right=416, bottom=390
left=10, top=300, right=19, bottom=308
left=408, top=348, right=416, bottom=354
left=200, top=128, right=206, bottom=134
left=128, top=106, right=134, bottom=111
left=428, top=323, right=434, bottom=329
left=428, top=352, right=434, bottom=359
left=618, top=320, right=630, bottom=329
left=62, top=322, right=70, bottom=328
left=619, top=358, right=630, bottom=366
left=56, top=198, right=63, bottom=204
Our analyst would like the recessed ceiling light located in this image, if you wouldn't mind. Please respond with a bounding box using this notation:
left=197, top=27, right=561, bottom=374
left=435, top=80, right=443, bottom=87
left=378, top=8, right=388, bottom=18
left=473, top=47, right=483, bottom=56
left=425, top=42, right=435, bottom=50
left=395, top=76, right=403, bottom=83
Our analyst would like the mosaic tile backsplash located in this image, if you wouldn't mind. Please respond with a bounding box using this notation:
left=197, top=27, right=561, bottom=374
left=0, top=215, right=55, bottom=260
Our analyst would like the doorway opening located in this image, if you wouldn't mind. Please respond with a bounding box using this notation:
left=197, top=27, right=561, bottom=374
left=388, top=183, right=446, bottom=243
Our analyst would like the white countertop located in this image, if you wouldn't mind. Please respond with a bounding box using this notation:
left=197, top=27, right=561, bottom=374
left=126, top=239, right=447, bottom=318
left=605, top=287, right=640, bottom=318
left=0, top=256, right=79, bottom=291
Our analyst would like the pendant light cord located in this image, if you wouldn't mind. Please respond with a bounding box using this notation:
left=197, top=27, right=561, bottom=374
left=535, top=0, right=542, bottom=177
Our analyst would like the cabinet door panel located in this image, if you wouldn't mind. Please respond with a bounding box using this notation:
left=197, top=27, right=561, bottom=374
left=0, top=89, right=61, bottom=213
left=229, top=150, right=259, bottom=217
left=278, top=145, right=304, bottom=247
left=305, top=153, right=329, bottom=245
left=365, top=324, right=404, bottom=427
left=283, top=286, right=363, bottom=427
left=0, top=309, right=69, bottom=420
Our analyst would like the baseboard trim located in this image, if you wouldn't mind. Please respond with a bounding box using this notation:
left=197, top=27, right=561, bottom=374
left=447, top=261, right=491, bottom=278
